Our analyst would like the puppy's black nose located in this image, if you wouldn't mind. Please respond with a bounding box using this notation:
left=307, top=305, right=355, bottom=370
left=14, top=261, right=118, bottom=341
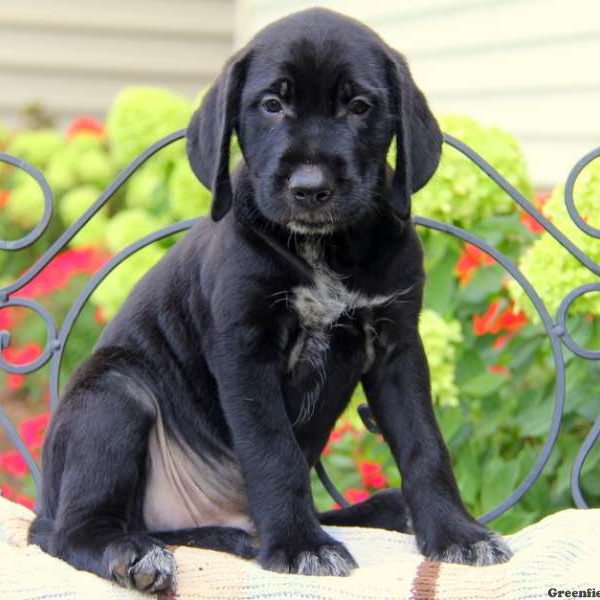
left=288, top=165, right=333, bottom=207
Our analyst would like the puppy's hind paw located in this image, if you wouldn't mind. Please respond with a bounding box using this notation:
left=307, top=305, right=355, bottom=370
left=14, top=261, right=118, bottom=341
left=429, top=532, right=512, bottom=566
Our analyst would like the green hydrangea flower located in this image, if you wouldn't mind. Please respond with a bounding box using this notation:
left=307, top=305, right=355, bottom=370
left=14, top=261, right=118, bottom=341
left=45, top=158, right=78, bottom=194
left=74, top=148, right=115, bottom=188
left=419, top=309, right=463, bottom=407
left=58, top=185, right=108, bottom=248
left=46, top=135, right=114, bottom=194
left=106, top=87, right=192, bottom=167
left=91, top=245, right=165, bottom=320
left=6, top=130, right=64, bottom=169
left=168, top=159, right=211, bottom=220
left=510, top=158, right=600, bottom=320
left=125, top=163, right=168, bottom=212
left=104, top=209, right=167, bottom=254
left=406, top=115, right=533, bottom=227
left=5, top=176, right=45, bottom=229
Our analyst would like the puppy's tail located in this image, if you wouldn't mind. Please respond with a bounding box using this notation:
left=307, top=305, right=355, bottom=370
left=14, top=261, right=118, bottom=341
left=152, top=526, right=257, bottom=559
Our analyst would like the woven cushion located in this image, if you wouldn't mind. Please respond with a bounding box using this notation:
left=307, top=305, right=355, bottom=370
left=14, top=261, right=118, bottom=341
left=0, top=496, right=598, bottom=599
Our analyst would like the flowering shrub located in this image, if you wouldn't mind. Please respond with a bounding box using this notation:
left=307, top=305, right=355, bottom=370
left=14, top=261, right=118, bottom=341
left=419, top=309, right=462, bottom=407
left=412, top=114, right=533, bottom=228
left=106, top=87, right=192, bottom=167
left=1, top=93, right=599, bottom=534
left=510, top=159, right=600, bottom=320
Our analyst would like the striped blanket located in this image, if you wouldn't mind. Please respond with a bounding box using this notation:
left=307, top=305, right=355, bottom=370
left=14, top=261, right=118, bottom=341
left=0, top=496, right=598, bottom=599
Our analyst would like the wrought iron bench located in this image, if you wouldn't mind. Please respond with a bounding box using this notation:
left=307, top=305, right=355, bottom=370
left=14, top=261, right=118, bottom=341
left=0, top=131, right=599, bottom=525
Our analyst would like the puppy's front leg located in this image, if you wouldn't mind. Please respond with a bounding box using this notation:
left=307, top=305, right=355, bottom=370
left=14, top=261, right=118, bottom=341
left=214, top=334, right=357, bottom=576
left=362, top=329, right=512, bottom=566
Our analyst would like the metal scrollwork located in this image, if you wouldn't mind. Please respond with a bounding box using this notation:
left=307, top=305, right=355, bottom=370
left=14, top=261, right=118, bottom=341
left=0, top=130, right=598, bottom=519
left=0, top=154, right=53, bottom=251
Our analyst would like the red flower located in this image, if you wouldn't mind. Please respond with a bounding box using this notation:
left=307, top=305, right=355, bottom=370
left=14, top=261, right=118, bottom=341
left=15, top=495, right=35, bottom=510
left=359, top=461, right=381, bottom=477
left=0, top=306, right=27, bottom=331
left=20, top=413, right=50, bottom=450
left=94, top=307, right=107, bottom=325
left=493, top=307, right=528, bottom=334
left=4, top=342, right=42, bottom=364
left=473, top=300, right=527, bottom=346
left=0, top=450, right=28, bottom=477
left=7, top=373, right=24, bottom=391
left=520, top=212, right=545, bottom=234
left=0, top=483, right=15, bottom=499
left=473, top=300, right=502, bottom=336
left=489, top=364, right=510, bottom=376
left=493, top=334, right=512, bottom=350
left=455, top=243, right=495, bottom=286
left=322, top=421, right=359, bottom=456
left=16, top=247, right=110, bottom=298
left=358, top=461, right=388, bottom=489
left=520, top=190, right=551, bottom=234
left=3, top=342, right=43, bottom=391
left=0, top=309, right=11, bottom=330
left=344, top=488, right=370, bottom=504
left=66, top=116, right=105, bottom=140
left=366, top=473, right=388, bottom=489
left=329, top=430, right=343, bottom=444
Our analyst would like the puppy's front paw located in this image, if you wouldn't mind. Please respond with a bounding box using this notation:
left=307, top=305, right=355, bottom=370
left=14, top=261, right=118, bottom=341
left=261, top=533, right=357, bottom=576
left=426, top=530, right=512, bottom=566
left=104, top=535, right=176, bottom=593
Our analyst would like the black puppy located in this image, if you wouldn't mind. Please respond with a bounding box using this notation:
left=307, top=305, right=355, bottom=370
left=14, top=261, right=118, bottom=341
left=29, top=8, right=511, bottom=593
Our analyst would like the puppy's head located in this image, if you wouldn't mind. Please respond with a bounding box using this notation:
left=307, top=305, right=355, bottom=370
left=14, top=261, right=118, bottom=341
left=187, top=8, right=442, bottom=231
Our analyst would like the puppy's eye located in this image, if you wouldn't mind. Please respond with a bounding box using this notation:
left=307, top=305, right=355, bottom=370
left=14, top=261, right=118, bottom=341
left=348, top=98, right=371, bottom=115
left=261, top=97, right=284, bottom=114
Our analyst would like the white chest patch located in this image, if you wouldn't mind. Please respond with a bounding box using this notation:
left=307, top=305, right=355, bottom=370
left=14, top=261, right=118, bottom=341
left=292, top=242, right=400, bottom=329
left=286, top=242, right=409, bottom=424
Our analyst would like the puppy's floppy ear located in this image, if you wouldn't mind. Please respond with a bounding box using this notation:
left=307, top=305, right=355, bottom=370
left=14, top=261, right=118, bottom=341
left=186, top=51, right=251, bottom=221
left=383, top=48, right=442, bottom=219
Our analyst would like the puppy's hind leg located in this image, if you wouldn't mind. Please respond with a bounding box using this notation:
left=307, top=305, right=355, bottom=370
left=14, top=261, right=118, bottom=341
left=28, top=515, right=54, bottom=553
left=318, top=488, right=412, bottom=534
left=153, top=527, right=258, bottom=559
left=40, top=367, right=175, bottom=593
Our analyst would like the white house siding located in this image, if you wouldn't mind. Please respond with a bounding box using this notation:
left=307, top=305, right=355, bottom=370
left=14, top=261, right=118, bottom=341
left=0, top=0, right=235, bottom=129
left=235, top=0, right=600, bottom=187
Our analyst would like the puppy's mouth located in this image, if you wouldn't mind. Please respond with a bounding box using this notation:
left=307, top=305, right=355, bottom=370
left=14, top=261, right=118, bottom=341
left=286, top=202, right=339, bottom=235
left=287, top=219, right=335, bottom=235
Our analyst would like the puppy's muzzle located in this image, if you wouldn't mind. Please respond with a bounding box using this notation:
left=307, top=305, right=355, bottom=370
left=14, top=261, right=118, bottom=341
left=288, top=164, right=334, bottom=209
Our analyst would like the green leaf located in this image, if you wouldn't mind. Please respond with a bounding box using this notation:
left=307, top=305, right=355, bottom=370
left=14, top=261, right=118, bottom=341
left=439, top=407, right=465, bottom=442
left=461, top=372, right=505, bottom=398
left=474, top=214, right=523, bottom=245
left=423, top=234, right=453, bottom=272
left=512, top=400, right=552, bottom=437
left=459, top=264, right=505, bottom=304
left=508, top=337, right=544, bottom=370
left=455, top=349, right=487, bottom=385
left=424, top=250, right=459, bottom=314
left=455, top=446, right=481, bottom=506
left=480, top=458, right=521, bottom=514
